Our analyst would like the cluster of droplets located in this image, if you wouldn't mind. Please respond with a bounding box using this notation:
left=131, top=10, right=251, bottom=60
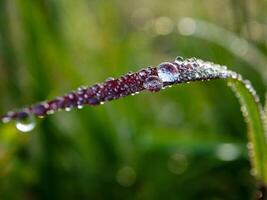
left=143, top=56, right=233, bottom=92
left=0, top=56, right=259, bottom=133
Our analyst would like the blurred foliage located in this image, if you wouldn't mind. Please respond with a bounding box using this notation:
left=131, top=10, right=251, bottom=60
left=0, top=0, right=267, bottom=199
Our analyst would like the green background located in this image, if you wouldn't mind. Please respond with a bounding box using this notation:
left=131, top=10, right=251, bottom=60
left=0, top=0, right=267, bottom=199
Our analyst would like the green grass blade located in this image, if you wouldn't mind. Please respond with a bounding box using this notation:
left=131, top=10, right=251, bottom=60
left=228, top=79, right=267, bottom=186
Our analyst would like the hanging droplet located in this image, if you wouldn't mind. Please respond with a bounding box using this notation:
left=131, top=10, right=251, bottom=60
left=16, top=114, right=36, bottom=133
left=143, top=76, right=163, bottom=92
left=157, top=62, right=179, bottom=83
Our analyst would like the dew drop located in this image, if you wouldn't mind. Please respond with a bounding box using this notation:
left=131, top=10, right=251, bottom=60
left=106, top=77, right=115, bottom=81
left=16, top=115, right=36, bottom=133
left=175, top=56, right=184, bottom=62
left=143, top=76, right=163, bottom=92
left=157, top=62, right=179, bottom=83
left=77, top=105, right=83, bottom=109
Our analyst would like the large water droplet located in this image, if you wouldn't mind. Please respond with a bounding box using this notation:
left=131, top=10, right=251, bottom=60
left=16, top=115, right=36, bottom=133
left=143, top=76, right=163, bottom=92
left=157, top=62, right=179, bottom=83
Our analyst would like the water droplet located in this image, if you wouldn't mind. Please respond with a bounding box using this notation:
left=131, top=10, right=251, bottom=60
left=157, top=62, right=179, bottom=83
left=16, top=115, right=36, bottom=133
left=106, top=77, right=115, bottom=81
left=175, top=56, right=184, bottom=65
left=78, top=86, right=86, bottom=91
left=127, top=71, right=133, bottom=76
left=143, top=76, right=163, bottom=92
left=175, top=56, right=184, bottom=61
left=77, top=105, right=83, bottom=109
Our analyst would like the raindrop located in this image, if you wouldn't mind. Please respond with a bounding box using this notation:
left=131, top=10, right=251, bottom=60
left=16, top=114, right=36, bottom=133
left=143, top=76, right=163, bottom=92
left=157, top=62, right=179, bottom=83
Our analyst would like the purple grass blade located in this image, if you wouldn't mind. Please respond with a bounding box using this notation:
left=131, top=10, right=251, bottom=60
left=0, top=57, right=233, bottom=123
